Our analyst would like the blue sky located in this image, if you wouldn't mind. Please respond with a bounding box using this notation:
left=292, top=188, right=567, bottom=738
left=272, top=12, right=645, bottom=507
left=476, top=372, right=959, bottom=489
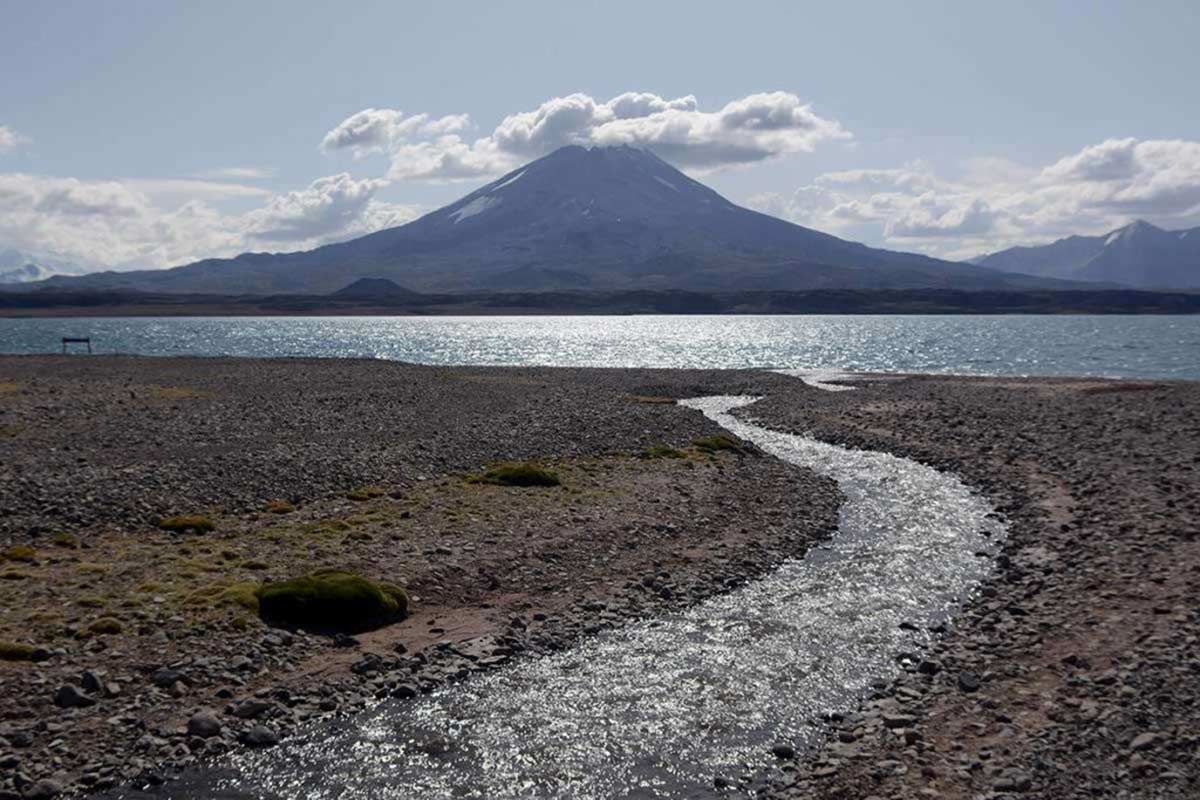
left=2, top=0, right=1199, bottom=270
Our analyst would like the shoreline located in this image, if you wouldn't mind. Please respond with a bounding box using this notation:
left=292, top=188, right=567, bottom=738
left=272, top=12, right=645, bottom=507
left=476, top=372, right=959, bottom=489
left=1, top=358, right=1197, bottom=798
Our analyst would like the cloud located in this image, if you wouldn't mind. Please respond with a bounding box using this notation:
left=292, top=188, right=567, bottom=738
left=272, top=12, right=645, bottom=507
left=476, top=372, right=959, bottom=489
left=0, top=172, right=420, bottom=269
left=0, top=126, right=29, bottom=153
left=244, top=173, right=389, bottom=242
left=759, top=138, right=1200, bottom=259
left=193, top=166, right=277, bottom=180
left=323, top=91, right=849, bottom=181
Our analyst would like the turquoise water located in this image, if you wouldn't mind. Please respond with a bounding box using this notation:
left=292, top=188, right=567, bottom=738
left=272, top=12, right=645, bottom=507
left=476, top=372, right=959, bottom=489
left=1, top=315, right=1197, bottom=379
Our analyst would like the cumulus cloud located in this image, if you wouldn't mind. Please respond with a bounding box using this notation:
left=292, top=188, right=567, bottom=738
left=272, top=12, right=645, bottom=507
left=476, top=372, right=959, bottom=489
left=0, top=172, right=420, bottom=269
left=0, top=126, right=28, bottom=153
left=756, top=138, right=1200, bottom=259
left=322, top=91, right=849, bottom=181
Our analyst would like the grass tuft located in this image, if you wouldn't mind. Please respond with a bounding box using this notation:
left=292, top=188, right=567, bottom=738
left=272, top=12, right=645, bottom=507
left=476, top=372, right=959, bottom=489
left=2, top=545, right=37, bottom=563
left=641, top=444, right=687, bottom=460
left=265, top=499, right=296, bottom=514
left=467, top=462, right=561, bottom=488
left=0, top=425, right=20, bottom=438
left=691, top=433, right=749, bottom=455
left=256, top=569, right=408, bottom=632
left=157, top=515, right=215, bottom=534
left=50, top=531, right=79, bottom=549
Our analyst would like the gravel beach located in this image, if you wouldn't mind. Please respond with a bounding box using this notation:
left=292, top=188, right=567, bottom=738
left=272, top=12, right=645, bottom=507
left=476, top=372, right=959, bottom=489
left=1, top=357, right=1197, bottom=798
left=0, top=356, right=840, bottom=798
left=746, top=374, right=1199, bottom=798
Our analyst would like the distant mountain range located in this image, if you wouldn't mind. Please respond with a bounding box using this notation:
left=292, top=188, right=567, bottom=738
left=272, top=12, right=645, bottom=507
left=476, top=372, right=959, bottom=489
left=29, top=145, right=1082, bottom=296
left=0, top=249, right=89, bottom=285
left=973, top=220, right=1199, bottom=289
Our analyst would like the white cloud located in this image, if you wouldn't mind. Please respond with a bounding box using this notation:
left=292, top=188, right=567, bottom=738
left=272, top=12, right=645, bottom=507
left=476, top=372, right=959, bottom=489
left=759, top=138, right=1200, bottom=259
left=0, top=172, right=420, bottom=269
left=193, top=166, right=277, bottom=180
left=244, top=173, right=389, bottom=242
left=0, top=126, right=29, bottom=153
left=322, top=91, right=850, bottom=181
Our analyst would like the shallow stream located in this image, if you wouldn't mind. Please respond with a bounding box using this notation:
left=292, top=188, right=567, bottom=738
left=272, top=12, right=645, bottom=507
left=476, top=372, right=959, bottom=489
left=135, top=395, right=1004, bottom=799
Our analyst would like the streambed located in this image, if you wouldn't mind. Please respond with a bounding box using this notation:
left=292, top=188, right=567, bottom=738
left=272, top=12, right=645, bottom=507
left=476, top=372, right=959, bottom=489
left=142, top=395, right=1004, bottom=799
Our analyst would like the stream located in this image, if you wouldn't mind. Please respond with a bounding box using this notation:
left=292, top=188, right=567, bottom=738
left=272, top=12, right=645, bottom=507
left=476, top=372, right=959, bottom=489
left=131, top=395, right=1004, bottom=799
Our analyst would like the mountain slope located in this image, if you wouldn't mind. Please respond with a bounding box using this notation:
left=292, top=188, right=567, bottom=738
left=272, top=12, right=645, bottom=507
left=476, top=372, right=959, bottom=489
left=0, top=249, right=89, bottom=285
left=975, top=221, right=1200, bottom=289
left=41, top=146, right=1081, bottom=295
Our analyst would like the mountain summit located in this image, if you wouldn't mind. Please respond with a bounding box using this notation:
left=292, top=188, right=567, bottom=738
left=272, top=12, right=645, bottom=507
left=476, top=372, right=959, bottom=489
left=41, top=145, right=1076, bottom=295
left=974, top=220, right=1200, bottom=289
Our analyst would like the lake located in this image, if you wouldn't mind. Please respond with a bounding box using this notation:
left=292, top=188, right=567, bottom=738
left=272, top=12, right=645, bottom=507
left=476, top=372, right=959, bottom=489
left=1, top=315, right=1197, bottom=380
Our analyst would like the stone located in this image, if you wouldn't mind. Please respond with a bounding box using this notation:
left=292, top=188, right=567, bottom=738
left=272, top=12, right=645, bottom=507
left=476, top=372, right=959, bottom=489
left=25, top=779, right=63, bottom=800
left=242, top=725, right=280, bottom=748
left=882, top=712, right=916, bottom=729
left=771, top=743, right=796, bottom=759
left=80, top=671, right=103, bottom=693
left=957, top=671, right=981, bottom=692
left=993, top=769, right=1032, bottom=792
left=1129, top=732, right=1159, bottom=751
left=54, top=685, right=95, bottom=708
left=186, top=710, right=222, bottom=739
left=232, top=700, right=272, bottom=719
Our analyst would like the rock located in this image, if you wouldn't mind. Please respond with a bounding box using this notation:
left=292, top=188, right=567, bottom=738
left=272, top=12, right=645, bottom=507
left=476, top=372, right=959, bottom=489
left=151, top=668, right=186, bottom=689
left=54, top=684, right=95, bottom=708
left=917, top=659, right=941, bottom=675
left=24, top=779, right=63, bottom=800
left=332, top=633, right=359, bottom=649
left=1129, top=731, right=1160, bottom=751
left=957, top=671, right=981, bottom=692
left=232, top=700, right=272, bottom=719
left=882, top=712, right=916, bottom=729
left=187, top=710, right=222, bottom=738
left=993, top=769, right=1032, bottom=792
left=242, top=725, right=279, bottom=748
left=771, top=743, right=796, bottom=759
left=79, top=671, right=103, bottom=693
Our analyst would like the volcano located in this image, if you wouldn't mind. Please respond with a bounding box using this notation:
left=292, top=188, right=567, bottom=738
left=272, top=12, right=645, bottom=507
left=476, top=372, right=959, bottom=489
left=40, top=145, right=1078, bottom=295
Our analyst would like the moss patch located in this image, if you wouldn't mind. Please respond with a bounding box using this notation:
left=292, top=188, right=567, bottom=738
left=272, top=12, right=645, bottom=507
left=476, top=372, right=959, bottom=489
left=468, top=462, right=561, bottom=488
left=256, top=569, right=408, bottom=632
left=0, top=425, right=20, bottom=438
left=50, top=532, right=79, bottom=549
left=641, top=444, right=687, bottom=460
left=157, top=515, right=215, bottom=534
left=691, top=433, right=750, bottom=455
left=1, top=545, right=37, bottom=563
left=627, top=395, right=676, bottom=405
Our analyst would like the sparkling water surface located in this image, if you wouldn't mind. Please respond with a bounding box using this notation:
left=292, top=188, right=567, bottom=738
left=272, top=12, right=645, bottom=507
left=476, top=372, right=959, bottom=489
left=140, top=396, right=1005, bottom=800
left=1, top=315, right=1198, bottom=379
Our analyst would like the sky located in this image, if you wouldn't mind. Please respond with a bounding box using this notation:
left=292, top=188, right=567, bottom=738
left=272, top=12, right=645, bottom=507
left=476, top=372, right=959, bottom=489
left=2, top=0, right=1199, bottom=271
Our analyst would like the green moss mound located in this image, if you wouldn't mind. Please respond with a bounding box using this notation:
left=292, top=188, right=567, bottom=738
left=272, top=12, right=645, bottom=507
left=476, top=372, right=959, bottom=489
left=157, top=515, right=215, bottom=534
left=0, top=641, right=41, bottom=662
left=256, top=569, right=408, bottom=632
left=87, top=617, right=123, bottom=635
left=468, top=462, right=561, bottom=487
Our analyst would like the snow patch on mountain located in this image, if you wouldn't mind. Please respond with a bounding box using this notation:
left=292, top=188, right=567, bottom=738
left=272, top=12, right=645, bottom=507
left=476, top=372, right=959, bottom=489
left=449, top=195, right=501, bottom=224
